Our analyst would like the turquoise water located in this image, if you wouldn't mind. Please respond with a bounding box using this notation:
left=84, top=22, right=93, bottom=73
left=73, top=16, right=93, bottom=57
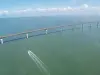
left=0, top=16, right=100, bottom=75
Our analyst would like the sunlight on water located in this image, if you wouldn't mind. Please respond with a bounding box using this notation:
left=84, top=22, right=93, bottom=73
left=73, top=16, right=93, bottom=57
left=28, top=50, right=50, bottom=75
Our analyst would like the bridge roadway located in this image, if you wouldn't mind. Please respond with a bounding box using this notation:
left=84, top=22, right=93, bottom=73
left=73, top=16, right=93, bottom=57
left=0, top=21, right=99, bottom=44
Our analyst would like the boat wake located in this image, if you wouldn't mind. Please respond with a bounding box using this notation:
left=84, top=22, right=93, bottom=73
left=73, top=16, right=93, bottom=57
left=28, top=50, right=50, bottom=75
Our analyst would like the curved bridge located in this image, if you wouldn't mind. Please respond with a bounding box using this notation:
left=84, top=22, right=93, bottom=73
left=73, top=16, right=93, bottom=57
left=0, top=21, right=100, bottom=44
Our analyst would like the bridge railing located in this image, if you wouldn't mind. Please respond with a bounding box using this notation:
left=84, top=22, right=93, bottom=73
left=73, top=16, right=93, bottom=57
left=0, top=21, right=100, bottom=44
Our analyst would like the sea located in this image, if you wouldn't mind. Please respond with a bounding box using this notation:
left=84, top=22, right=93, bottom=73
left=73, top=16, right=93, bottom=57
left=0, top=15, right=100, bottom=75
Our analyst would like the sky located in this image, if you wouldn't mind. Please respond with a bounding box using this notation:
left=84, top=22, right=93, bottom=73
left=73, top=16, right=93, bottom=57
left=0, top=0, right=100, bottom=17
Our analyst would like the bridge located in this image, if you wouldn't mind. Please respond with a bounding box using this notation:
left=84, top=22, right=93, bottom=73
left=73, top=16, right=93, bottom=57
left=0, top=21, right=100, bottom=44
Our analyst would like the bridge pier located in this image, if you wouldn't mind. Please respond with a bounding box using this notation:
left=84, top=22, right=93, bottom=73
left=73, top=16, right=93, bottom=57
left=0, top=39, right=3, bottom=44
left=72, top=27, right=74, bottom=31
left=97, top=22, right=99, bottom=28
left=89, top=24, right=92, bottom=30
left=45, top=29, right=48, bottom=34
left=61, top=28, right=63, bottom=32
left=26, top=33, right=29, bottom=38
left=82, top=24, right=83, bottom=32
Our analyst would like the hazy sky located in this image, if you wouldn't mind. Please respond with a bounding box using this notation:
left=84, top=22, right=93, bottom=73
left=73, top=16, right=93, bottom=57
left=0, top=0, right=100, bottom=9
left=0, top=0, right=100, bottom=17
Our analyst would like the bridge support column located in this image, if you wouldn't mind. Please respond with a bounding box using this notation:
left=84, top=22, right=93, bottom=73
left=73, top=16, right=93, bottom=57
left=82, top=24, right=83, bottom=32
left=97, top=22, right=99, bottom=28
left=0, top=39, right=3, bottom=44
left=89, top=24, right=92, bottom=31
left=61, top=28, right=63, bottom=32
left=45, top=29, right=48, bottom=34
left=26, top=33, right=29, bottom=38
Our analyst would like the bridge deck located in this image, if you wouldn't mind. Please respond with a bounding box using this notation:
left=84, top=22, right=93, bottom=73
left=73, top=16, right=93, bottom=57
left=0, top=21, right=99, bottom=44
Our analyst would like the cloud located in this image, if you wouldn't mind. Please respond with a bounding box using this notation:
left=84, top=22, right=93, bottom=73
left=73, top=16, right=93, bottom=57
left=83, top=4, right=88, bottom=8
left=13, top=8, right=34, bottom=14
left=35, top=7, right=75, bottom=13
left=0, top=4, right=100, bottom=17
left=0, top=10, right=9, bottom=16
